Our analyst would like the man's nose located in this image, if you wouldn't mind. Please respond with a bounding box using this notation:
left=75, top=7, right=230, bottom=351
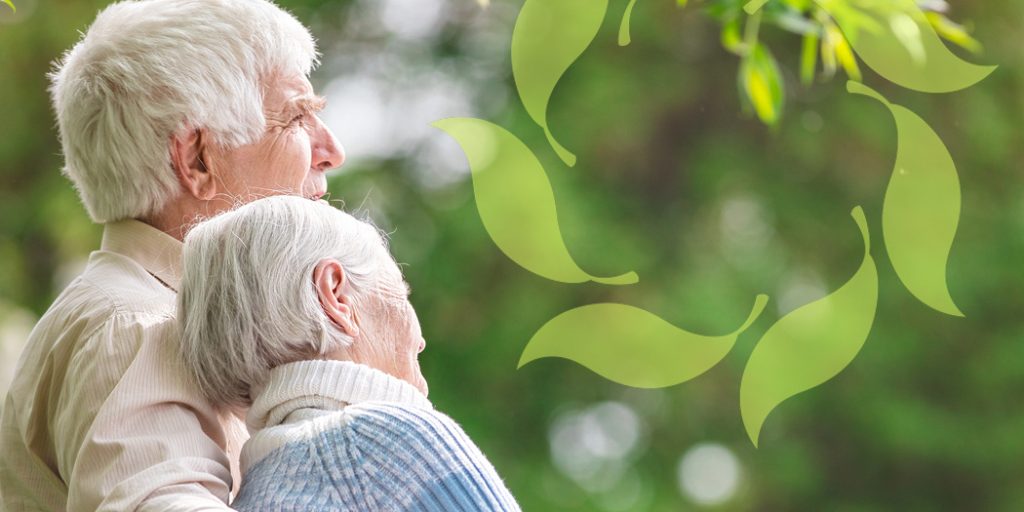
left=312, top=118, right=345, bottom=172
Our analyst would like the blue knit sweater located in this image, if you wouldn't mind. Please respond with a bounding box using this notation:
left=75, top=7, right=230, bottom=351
left=230, top=360, right=520, bottom=511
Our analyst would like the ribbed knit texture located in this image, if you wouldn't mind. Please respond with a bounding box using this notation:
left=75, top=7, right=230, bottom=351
left=232, top=361, right=521, bottom=512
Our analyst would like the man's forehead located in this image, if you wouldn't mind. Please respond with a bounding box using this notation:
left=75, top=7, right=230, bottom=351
left=264, top=74, right=315, bottom=107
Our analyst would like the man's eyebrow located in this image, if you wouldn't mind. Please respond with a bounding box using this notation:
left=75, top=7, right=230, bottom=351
left=293, top=95, right=327, bottom=114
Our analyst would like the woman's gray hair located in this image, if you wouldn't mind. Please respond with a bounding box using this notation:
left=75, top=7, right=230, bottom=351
left=178, top=196, right=402, bottom=409
left=49, top=0, right=318, bottom=223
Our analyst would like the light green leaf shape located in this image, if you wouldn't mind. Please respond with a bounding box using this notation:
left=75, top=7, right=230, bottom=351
left=740, top=207, right=878, bottom=447
left=618, top=0, right=638, bottom=47
left=432, top=117, right=638, bottom=286
left=848, top=81, right=964, bottom=316
left=743, top=0, right=768, bottom=15
left=814, top=0, right=995, bottom=93
left=2, top=0, right=14, bottom=13
left=511, top=0, right=608, bottom=167
left=519, top=295, right=769, bottom=388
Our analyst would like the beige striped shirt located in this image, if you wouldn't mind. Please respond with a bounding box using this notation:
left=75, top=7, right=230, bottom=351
left=0, top=220, right=246, bottom=511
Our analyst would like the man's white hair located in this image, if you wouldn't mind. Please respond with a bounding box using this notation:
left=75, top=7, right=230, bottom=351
left=49, top=0, right=318, bottom=223
left=178, top=196, right=403, bottom=409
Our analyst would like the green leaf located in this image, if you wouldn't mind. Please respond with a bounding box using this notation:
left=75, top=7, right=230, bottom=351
left=519, top=295, right=769, bottom=388
left=744, top=0, right=769, bottom=15
left=800, top=32, right=819, bottom=85
left=829, top=24, right=862, bottom=81
left=740, top=207, right=878, bottom=447
left=512, top=0, right=608, bottom=167
left=740, top=43, right=785, bottom=125
left=618, top=0, right=639, bottom=46
left=813, top=0, right=995, bottom=93
left=782, top=0, right=811, bottom=11
left=820, top=21, right=837, bottom=78
left=768, top=8, right=820, bottom=36
left=924, top=11, right=982, bottom=54
left=721, top=17, right=745, bottom=55
left=432, top=118, right=638, bottom=286
left=847, top=81, right=964, bottom=317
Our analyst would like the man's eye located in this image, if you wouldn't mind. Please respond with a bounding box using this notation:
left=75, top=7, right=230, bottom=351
left=290, top=114, right=306, bottom=126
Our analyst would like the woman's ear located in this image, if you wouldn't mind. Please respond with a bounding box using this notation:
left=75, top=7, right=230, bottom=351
left=170, top=128, right=217, bottom=200
left=313, top=258, right=360, bottom=338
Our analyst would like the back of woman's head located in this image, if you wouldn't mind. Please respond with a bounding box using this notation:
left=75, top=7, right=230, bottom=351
left=178, top=196, right=399, bottom=409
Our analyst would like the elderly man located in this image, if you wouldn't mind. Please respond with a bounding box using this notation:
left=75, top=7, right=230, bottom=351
left=0, top=0, right=343, bottom=510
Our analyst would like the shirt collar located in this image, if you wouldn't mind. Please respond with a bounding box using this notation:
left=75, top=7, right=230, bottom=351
left=101, top=219, right=183, bottom=292
left=246, top=360, right=432, bottom=432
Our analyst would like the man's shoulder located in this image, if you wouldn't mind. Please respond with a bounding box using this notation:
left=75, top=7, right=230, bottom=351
left=81, top=249, right=176, bottom=313
left=54, top=249, right=176, bottom=321
left=24, top=250, right=177, bottom=358
left=1, top=249, right=185, bottom=505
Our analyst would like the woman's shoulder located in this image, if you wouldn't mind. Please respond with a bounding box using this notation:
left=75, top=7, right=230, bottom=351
left=342, top=400, right=451, bottom=426
left=239, top=403, right=521, bottom=511
left=335, top=401, right=472, bottom=450
left=242, top=402, right=467, bottom=468
left=307, top=402, right=493, bottom=470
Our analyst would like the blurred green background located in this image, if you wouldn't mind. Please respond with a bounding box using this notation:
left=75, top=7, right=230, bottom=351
left=1, top=0, right=1022, bottom=510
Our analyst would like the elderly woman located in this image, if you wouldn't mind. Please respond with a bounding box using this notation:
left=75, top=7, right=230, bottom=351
left=177, top=196, right=520, bottom=511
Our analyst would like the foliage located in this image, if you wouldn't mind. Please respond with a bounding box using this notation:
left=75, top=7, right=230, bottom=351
left=705, top=0, right=983, bottom=124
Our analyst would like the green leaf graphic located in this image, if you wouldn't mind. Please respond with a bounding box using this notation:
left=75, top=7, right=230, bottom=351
left=432, top=117, right=638, bottom=285
left=743, top=0, right=768, bottom=15
left=740, top=207, right=878, bottom=447
left=848, top=81, right=964, bottom=317
left=618, top=0, right=638, bottom=47
left=511, top=0, right=608, bottom=167
left=814, top=0, right=995, bottom=93
left=519, top=295, right=769, bottom=388
left=739, top=43, right=785, bottom=126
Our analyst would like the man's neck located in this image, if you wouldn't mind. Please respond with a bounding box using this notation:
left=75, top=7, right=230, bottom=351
left=141, top=198, right=230, bottom=242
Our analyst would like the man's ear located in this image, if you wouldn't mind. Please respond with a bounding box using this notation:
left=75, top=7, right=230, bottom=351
left=170, top=128, right=217, bottom=200
left=313, top=258, right=360, bottom=338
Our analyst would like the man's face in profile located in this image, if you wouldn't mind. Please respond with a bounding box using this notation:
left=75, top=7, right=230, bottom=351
left=205, top=73, right=345, bottom=205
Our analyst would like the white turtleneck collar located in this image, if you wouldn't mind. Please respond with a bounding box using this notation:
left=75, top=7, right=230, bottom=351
left=240, top=360, right=432, bottom=475
left=246, top=359, right=432, bottom=432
